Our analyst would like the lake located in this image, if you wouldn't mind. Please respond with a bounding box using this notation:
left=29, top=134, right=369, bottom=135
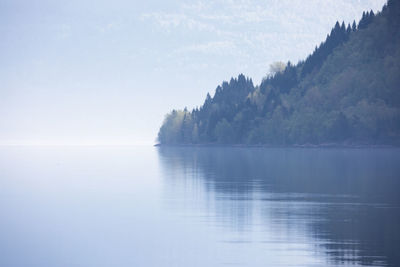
left=0, top=146, right=399, bottom=266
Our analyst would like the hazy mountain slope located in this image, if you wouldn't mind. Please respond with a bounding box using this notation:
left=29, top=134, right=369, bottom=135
left=157, top=0, right=400, bottom=145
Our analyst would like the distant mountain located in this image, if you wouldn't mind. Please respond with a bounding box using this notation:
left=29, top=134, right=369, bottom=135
left=157, top=0, right=400, bottom=146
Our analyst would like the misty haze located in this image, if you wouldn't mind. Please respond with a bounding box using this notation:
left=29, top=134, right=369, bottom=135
left=1, top=0, right=399, bottom=266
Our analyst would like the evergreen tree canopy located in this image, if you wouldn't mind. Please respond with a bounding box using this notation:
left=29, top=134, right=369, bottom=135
left=158, top=1, right=400, bottom=146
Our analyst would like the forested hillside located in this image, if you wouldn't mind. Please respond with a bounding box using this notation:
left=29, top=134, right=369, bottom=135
left=158, top=0, right=400, bottom=146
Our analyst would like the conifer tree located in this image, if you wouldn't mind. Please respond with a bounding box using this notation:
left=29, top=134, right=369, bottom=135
left=352, top=20, right=357, bottom=31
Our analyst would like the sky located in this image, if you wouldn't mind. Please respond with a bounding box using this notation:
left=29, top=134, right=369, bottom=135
left=0, top=0, right=386, bottom=145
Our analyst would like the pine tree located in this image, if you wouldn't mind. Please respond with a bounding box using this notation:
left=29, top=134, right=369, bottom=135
left=358, top=11, right=367, bottom=29
left=346, top=23, right=351, bottom=35
left=352, top=20, right=357, bottom=31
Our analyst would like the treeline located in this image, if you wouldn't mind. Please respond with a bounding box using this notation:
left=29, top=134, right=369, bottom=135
left=158, top=0, right=400, bottom=145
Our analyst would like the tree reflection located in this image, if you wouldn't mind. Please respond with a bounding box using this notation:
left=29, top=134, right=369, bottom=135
left=158, top=147, right=400, bottom=266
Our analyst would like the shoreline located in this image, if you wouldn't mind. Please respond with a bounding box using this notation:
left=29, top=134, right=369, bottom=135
left=154, top=143, right=399, bottom=149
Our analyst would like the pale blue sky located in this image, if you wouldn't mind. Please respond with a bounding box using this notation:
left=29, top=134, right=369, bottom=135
left=0, top=0, right=386, bottom=145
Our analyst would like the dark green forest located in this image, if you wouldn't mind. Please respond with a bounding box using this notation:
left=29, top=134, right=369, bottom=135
left=158, top=0, right=400, bottom=146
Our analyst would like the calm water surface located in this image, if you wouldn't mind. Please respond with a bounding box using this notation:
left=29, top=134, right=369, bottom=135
left=0, top=146, right=399, bottom=266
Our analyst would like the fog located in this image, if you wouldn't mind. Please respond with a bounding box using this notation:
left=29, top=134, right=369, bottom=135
left=0, top=0, right=385, bottom=145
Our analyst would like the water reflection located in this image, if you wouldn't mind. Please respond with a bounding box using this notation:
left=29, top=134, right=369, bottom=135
left=158, top=147, right=400, bottom=266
